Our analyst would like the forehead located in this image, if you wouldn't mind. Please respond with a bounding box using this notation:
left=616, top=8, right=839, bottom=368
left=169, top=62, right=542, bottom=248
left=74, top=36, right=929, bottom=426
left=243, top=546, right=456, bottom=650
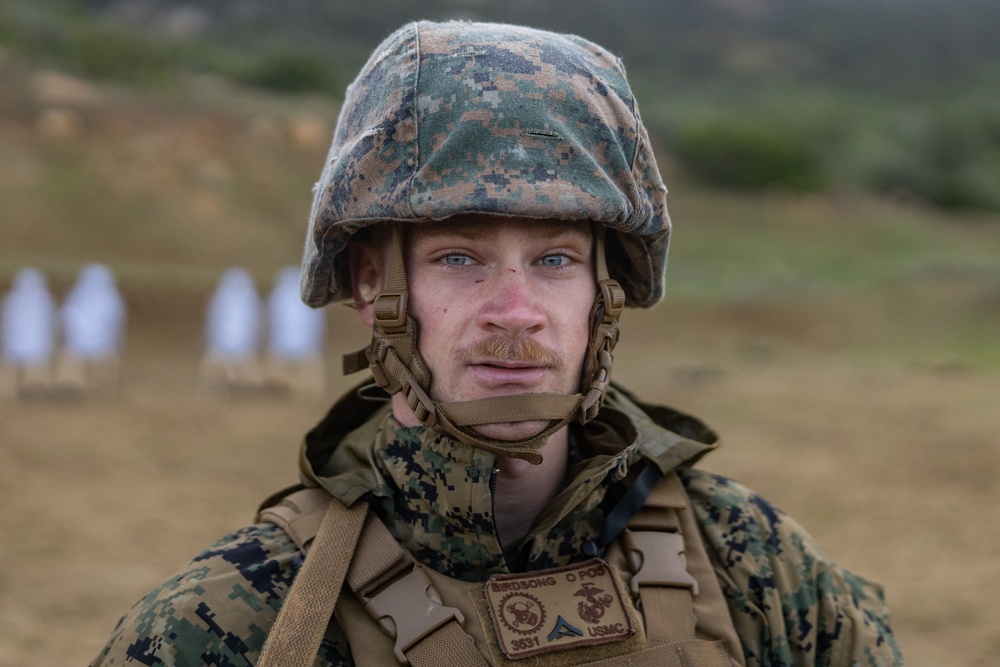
left=406, top=215, right=592, bottom=246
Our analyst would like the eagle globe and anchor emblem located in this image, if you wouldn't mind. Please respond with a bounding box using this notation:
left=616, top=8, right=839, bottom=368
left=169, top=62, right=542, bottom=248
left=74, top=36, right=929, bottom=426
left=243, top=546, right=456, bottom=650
left=575, top=582, right=614, bottom=624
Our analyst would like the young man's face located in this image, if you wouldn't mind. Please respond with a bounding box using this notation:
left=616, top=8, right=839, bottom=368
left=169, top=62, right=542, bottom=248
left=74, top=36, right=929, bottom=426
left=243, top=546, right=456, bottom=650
left=358, top=215, right=598, bottom=441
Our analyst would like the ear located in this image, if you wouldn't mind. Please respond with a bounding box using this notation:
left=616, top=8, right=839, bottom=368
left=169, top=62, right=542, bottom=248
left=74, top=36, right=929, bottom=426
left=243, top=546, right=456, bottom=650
left=347, top=239, right=387, bottom=327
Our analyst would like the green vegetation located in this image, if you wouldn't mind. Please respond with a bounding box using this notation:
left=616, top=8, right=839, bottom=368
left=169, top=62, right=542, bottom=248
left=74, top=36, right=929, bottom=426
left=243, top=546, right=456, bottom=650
left=865, top=103, right=1000, bottom=212
left=238, top=52, right=334, bottom=94
left=2, top=0, right=999, bottom=212
left=1, top=3, right=168, bottom=84
left=672, top=119, right=827, bottom=193
left=68, top=24, right=174, bottom=84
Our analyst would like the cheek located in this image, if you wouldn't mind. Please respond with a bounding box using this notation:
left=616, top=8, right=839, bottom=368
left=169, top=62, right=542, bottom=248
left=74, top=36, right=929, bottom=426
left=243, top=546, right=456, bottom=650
left=411, top=299, right=455, bottom=358
left=407, top=285, right=437, bottom=322
left=559, top=292, right=597, bottom=359
left=417, top=305, right=449, bottom=322
left=573, top=318, right=593, bottom=359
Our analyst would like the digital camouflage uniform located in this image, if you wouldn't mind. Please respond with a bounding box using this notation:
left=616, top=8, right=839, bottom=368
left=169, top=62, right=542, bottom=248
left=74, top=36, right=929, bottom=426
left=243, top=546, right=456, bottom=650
left=92, top=21, right=903, bottom=666
left=92, top=387, right=901, bottom=666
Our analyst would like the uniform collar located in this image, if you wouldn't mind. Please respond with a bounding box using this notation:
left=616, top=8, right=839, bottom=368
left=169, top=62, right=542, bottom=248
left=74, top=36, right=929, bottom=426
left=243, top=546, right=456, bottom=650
left=298, top=382, right=718, bottom=579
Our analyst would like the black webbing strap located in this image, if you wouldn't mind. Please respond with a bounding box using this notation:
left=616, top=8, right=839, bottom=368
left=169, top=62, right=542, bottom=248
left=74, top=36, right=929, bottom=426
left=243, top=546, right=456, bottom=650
left=584, top=462, right=663, bottom=557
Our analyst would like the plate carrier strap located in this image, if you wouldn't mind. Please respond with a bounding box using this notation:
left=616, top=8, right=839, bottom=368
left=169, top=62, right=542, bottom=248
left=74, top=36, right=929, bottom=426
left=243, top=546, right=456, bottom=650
left=257, top=472, right=744, bottom=667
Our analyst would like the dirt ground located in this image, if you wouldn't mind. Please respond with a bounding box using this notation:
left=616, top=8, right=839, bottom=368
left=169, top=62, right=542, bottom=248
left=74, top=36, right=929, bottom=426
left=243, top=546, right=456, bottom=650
left=1, top=293, right=997, bottom=666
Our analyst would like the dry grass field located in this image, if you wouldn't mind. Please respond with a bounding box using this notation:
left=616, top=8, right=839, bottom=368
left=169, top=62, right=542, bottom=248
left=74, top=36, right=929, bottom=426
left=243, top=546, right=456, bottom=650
left=1, top=63, right=998, bottom=666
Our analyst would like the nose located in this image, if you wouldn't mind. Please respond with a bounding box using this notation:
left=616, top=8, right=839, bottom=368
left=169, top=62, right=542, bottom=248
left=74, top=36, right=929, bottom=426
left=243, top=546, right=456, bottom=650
left=476, top=267, right=546, bottom=338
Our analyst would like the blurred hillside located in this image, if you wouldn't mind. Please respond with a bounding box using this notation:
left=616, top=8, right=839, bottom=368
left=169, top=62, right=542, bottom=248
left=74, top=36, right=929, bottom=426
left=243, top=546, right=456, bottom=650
left=59, top=0, right=1000, bottom=91
left=3, top=0, right=1000, bottom=210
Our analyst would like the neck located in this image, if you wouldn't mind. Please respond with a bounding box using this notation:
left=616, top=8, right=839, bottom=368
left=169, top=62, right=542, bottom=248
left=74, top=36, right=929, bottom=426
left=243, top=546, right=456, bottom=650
left=492, top=428, right=569, bottom=548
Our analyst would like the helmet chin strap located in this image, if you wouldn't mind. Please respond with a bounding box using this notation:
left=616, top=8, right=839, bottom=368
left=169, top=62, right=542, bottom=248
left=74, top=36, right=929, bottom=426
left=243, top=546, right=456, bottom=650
left=343, top=222, right=625, bottom=465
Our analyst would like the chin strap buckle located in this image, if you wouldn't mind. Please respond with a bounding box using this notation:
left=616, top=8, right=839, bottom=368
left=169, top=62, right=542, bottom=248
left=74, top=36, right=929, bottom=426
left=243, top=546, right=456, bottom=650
left=372, top=290, right=408, bottom=333
left=599, top=278, right=626, bottom=324
left=580, top=347, right=614, bottom=422
left=579, top=276, right=624, bottom=424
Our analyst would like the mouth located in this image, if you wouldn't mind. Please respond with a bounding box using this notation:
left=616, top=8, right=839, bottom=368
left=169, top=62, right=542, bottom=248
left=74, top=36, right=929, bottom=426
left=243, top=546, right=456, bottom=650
left=473, top=358, right=550, bottom=370
left=467, top=360, right=550, bottom=386
left=455, top=337, right=564, bottom=390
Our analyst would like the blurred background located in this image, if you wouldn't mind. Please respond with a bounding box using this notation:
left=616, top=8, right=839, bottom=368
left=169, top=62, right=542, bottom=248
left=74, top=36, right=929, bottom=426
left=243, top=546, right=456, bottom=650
left=1, top=0, right=998, bottom=664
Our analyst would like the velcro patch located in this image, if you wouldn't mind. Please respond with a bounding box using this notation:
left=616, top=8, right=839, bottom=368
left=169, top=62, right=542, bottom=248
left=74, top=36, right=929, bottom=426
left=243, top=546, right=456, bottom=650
left=484, top=558, right=635, bottom=660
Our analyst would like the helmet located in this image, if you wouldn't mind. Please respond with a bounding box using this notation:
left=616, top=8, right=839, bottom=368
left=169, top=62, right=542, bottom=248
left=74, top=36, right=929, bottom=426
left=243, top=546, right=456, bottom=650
left=300, top=21, right=671, bottom=461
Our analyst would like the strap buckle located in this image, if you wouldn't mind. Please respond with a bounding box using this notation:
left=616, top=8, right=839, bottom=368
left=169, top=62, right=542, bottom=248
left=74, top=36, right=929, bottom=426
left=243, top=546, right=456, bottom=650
left=598, top=278, right=626, bottom=323
left=372, top=290, right=408, bottom=332
left=623, top=530, right=699, bottom=596
left=363, top=563, right=466, bottom=665
left=403, top=375, right=437, bottom=427
left=580, top=347, right=614, bottom=422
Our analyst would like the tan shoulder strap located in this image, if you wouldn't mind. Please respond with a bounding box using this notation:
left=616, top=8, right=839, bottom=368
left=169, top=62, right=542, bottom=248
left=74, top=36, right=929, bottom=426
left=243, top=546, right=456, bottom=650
left=622, top=471, right=745, bottom=666
left=342, top=511, right=490, bottom=667
left=258, top=488, right=489, bottom=667
left=257, top=486, right=333, bottom=553
left=257, top=496, right=367, bottom=667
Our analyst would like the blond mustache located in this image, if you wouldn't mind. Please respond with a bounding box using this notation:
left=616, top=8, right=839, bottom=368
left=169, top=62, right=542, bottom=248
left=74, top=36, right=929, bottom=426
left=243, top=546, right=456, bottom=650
left=456, top=336, right=563, bottom=368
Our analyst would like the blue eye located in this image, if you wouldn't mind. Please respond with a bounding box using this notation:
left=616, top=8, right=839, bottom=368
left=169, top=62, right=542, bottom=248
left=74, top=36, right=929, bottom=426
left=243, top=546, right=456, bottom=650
left=443, top=254, right=472, bottom=266
left=539, top=254, right=570, bottom=267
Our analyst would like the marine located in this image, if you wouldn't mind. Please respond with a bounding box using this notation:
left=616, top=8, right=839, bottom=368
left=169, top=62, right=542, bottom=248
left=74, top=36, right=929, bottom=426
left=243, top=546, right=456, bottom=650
left=92, top=20, right=903, bottom=667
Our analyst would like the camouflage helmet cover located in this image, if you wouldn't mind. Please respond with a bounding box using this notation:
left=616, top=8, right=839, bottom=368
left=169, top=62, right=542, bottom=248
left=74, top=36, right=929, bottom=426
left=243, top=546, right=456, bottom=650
left=301, top=20, right=670, bottom=308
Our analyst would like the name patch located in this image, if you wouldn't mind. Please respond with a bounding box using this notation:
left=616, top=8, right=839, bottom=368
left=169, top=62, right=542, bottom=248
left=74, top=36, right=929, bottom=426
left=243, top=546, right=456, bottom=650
left=484, top=558, right=635, bottom=659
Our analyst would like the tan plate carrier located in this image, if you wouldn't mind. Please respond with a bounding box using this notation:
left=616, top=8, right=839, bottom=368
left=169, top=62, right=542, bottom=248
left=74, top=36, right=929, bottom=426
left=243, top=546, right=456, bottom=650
left=256, top=472, right=745, bottom=667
